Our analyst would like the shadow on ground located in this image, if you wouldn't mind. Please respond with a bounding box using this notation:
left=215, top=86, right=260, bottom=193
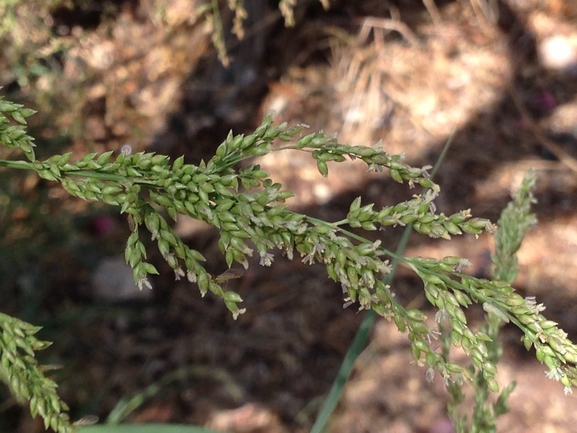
left=2, top=1, right=577, bottom=432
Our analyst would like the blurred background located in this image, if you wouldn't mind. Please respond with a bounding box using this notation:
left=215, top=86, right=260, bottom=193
left=1, top=0, right=577, bottom=431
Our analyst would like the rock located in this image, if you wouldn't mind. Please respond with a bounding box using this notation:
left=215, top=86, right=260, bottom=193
left=91, top=257, right=153, bottom=301
left=538, top=35, right=577, bottom=71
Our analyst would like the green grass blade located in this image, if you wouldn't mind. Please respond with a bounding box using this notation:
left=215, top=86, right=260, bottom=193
left=106, top=366, right=243, bottom=425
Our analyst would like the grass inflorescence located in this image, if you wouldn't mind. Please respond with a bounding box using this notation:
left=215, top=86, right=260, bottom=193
left=1, top=94, right=577, bottom=432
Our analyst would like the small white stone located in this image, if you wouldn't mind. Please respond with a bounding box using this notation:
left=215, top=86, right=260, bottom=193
left=91, top=257, right=153, bottom=301
left=538, top=35, right=577, bottom=71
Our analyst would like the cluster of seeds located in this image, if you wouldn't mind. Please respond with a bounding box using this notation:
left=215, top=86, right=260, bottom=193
left=0, top=313, right=73, bottom=433
left=0, top=96, right=36, bottom=162
left=3, top=100, right=577, bottom=433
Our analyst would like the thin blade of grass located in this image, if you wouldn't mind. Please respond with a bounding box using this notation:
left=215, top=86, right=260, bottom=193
left=106, top=366, right=244, bottom=425
left=430, top=128, right=455, bottom=179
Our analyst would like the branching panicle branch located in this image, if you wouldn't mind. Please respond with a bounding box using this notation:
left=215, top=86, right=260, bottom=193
left=1, top=91, right=577, bottom=433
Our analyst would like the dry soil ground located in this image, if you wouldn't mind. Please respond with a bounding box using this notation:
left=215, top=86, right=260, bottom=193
left=2, top=1, right=577, bottom=432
